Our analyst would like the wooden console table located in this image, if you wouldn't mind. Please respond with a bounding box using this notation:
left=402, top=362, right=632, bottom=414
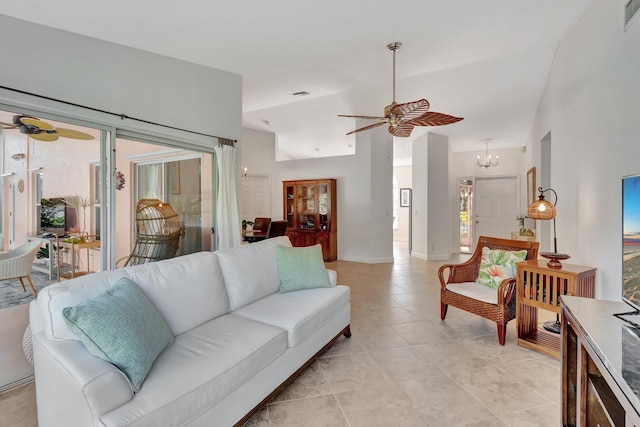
left=57, top=239, right=100, bottom=280
left=561, top=296, right=640, bottom=426
left=516, top=260, right=596, bottom=358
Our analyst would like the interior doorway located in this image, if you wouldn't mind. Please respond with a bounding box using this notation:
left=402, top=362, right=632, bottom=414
left=240, top=175, right=271, bottom=226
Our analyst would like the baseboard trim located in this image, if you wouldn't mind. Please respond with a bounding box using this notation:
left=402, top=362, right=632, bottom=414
left=0, top=375, right=34, bottom=394
left=338, top=255, right=394, bottom=264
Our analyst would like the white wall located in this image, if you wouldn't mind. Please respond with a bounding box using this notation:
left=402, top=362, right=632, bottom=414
left=0, top=15, right=242, bottom=144
left=242, top=126, right=393, bottom=263
left=529, top=0, right=640, bottom=301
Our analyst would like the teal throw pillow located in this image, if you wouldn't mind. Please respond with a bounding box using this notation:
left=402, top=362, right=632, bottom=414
left=63, top=277, right=174, bottom=392
left=476, top=247, right=527, bottom=288
left=276, top=244, right=331, bottom=293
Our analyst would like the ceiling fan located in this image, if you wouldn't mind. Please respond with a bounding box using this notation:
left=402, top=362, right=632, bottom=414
left=0, top=115, right=94, bottom=141
left=339, top=42, right=463, bottom=137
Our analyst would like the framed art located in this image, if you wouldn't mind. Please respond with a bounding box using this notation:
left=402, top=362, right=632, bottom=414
left=400, top=188, right=412, bottom=207
left=527, top=167, right=536, bottom=206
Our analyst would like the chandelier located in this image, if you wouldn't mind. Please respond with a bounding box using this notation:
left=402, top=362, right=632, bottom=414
left=477, top=139, right=499, bottom=169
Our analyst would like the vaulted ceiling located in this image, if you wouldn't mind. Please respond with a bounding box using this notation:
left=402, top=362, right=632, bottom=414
left=0, top=1, right=592, bottom=164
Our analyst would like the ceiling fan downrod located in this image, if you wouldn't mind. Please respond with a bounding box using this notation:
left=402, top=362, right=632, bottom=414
left=387, top=42, right=402, bottom=104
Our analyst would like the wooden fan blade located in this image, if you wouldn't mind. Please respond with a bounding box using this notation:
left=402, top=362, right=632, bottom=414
left=338, top=114, right=387, bottom=120
left=388, top=123, right=414, bottom=138
left=391, top=99, right=430, bottom=121
left=408, top=111, right=464, bottom=127
left=30, top=133, right=59, bottom=142
left=346, top=121, right=387, bottom=136
left=19, top=117, right=55, bottom=130
left=54, top=128, right=95, bottom=140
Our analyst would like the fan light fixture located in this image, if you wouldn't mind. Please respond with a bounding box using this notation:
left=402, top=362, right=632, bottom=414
left=477, top=139, right=499, bottom=169
left=338, top=42, right=463, bottom=137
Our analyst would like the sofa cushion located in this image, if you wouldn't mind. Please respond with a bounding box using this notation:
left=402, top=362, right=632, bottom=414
left=38, top=269, right=130, bottom=341
left=276, top=244, right=331, bottom=293
left=62, top=277, right=174, bottom=393
left=233, top=285, right=350, bottom=347
left=99, top=314, right=287, bottom=426
left=217, top=236, right=292, bottom=310
left=446, top=281, right=498, bottom=305
left=125, top=252, right=230, bottom=335
left=37, top=251, right=230, bottom=341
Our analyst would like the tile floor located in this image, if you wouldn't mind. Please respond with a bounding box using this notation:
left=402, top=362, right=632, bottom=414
left=0, top=242, right=561, bottom=427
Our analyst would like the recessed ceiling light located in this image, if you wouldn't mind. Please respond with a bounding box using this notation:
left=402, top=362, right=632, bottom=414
left=314, top=147, right=321, bottom=151
left=292, top=91, right=310, bottom=97
left=262, top=119, right=271, bottom=125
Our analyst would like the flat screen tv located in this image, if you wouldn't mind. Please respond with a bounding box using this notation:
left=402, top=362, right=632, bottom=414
left=623, top=174, right=640, bottom=312
left=40, top=198, right=66, bottom=234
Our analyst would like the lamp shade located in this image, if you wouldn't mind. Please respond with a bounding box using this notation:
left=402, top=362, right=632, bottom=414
left=527, top=198, right=556, bottom=220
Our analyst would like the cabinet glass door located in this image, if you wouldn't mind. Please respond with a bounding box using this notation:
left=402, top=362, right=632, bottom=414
left=296, top=183, right=316, bottom=229
left=318, top=183, right=329, bottom=230
left=285, top=184, right=294, bottom=227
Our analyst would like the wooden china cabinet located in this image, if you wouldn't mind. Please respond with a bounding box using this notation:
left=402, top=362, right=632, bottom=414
left=283, top=179, right=337, bottom=261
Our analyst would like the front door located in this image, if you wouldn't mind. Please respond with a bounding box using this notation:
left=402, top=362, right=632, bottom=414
left=474, top=176, right=518, bottom=248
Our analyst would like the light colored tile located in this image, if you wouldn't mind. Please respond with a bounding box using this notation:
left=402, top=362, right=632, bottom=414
left=320, top=335, right=366, bottom=358
left=242, top=406, right=269, bottom=427
left=499, top=403, right=561, bottom=426
left=317, top=353, right=389, bottom=394
left=398, top=375, right=495, bottom=426
left=369, top=347, right=443, bottom=381
left=0, top=382, right=37, bottom=427
left=465, top=418, right=509, bottom=427
left=350, top=325, right=410, bottom=352
left=411, top=340, right=493, bottom=376
left=457, top=334, right=540, bottom=365
left=272, top=361, right=333, bottom=403
left=389, top=292, right=434, bottom=307
left=450, top=366, right=549, bottom=416
left=497, top=359, right=561, bottom=405
left=390, top=321, right=450, bottom=345
left=268, top=395, right=348, bottom=427
left=335, top=384, right=427, bottom=427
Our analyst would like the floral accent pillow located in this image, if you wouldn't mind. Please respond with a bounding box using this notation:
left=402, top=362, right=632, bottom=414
left=476, top=247, right=527, bottom=288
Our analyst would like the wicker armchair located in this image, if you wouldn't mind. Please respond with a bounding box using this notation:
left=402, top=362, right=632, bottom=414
left=118, top=199, right=184, bottom=267
left=439, top=236, right=539, bottom=345
left=0, top=240, right=42, bottom=296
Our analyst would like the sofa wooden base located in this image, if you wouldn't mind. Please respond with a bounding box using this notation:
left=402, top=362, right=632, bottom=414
left=234, top=324, right=351, bottom=426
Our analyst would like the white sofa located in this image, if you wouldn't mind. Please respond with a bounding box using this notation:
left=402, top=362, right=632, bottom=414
left=29, top=236, right=351, bottom=426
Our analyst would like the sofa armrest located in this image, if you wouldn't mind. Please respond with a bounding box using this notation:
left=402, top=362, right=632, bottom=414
left=326, top=269, right=337, bottom=286
left=32, top=331, right=133, bottom=426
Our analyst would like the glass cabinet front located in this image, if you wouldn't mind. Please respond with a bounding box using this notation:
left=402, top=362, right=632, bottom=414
left=285, top=184, right=295, bottom=227
left=318, top=183, right=328, bottom=230
left=296, top=183, right=316, bottom=229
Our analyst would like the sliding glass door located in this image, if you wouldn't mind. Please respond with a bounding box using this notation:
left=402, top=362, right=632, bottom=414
left=135, top=157, right=204, bottom=256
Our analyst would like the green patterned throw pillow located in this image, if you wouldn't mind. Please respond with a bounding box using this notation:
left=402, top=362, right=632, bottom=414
left=476, top=247, right=527, bottom=288
left=63, top=277, right=174, bottom=392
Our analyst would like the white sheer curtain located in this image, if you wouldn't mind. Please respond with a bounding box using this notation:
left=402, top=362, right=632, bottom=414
left=213, top=141, right=241, bottom=249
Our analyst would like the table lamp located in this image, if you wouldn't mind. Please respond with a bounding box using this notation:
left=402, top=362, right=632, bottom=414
left=527, top=186, right=569, bottom=334
left=527, top=186, right=570, bottom=269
